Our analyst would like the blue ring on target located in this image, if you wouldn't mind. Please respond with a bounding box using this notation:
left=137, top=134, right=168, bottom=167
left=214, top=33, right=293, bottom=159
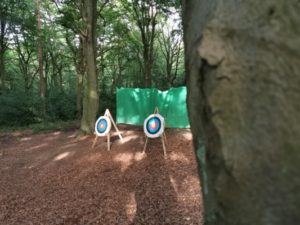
left=95, top=116, right=111, bottom=136
left=97, top=119, right=108, bottom=133
left=144, top=114, right=165, bottom=138
left=146, top=117, right=161, bottom=134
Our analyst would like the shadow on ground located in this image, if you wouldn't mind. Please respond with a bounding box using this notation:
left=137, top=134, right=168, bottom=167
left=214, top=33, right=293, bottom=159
left=0, top=125, right=203, bottom=225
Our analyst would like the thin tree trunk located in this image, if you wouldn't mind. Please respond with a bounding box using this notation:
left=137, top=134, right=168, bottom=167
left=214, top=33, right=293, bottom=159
left=35, top=0, right=46, bottom=116
left=132, top=1, right=156, bottom=88
left=80, top=0, right=99, bottom=134
left=0, top=20, right=6, bottom=92
left=144, top=54, right=152, bottom=88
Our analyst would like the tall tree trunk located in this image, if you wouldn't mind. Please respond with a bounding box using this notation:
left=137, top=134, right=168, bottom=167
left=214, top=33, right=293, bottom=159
left=0, top=20, right=6, bottom=92
left=144, top=54, right=152, bottom=88
left=35, top=0, right=46, bottom=116
left=80, top=0, right=99, bottom=134
left=183, top=0, right=300, bottom=225
left=76, top=37, right=84, bottom=120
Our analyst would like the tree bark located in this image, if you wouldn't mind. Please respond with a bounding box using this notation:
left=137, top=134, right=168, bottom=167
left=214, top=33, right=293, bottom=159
left=0, top=20, right=6, bottom=92
left=183, top=0, right=300, bottom=224
left=80, top=0, right=99, bottom=134
left=35, top=0, right=46, bottom=116
left=76, top=37, right=84, bottom=120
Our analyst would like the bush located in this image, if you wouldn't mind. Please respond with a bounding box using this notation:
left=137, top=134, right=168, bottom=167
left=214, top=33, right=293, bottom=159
left=46, top=90, right=77, bottom=121
left=0, top=90, right=77, bottom=127
left=0, top=91, right=37, bottom=126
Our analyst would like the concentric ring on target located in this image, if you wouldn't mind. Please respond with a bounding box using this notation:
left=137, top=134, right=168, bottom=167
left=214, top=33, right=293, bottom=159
left=95, top=116, right=111, bottom=136
left=144, top=114, right=165, bottom=138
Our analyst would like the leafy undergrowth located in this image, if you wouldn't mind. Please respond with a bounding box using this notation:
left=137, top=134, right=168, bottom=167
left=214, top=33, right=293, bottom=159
left=0, top=120, right=79, bottom=134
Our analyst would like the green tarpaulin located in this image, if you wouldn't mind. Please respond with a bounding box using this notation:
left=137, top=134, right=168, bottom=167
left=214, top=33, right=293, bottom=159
left=116, top=87, right=190, bottom=128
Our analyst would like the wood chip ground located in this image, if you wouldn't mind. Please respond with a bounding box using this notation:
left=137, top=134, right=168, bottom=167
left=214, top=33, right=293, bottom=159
left=0, top=125, right=203, bottom=225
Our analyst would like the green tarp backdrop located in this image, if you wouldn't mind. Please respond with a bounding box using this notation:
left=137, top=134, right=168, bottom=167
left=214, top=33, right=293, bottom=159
left=116, top=87, right=190, bottom=128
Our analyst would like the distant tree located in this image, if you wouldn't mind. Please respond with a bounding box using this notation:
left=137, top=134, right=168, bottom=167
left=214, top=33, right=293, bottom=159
left=0, top=0, right=12, bottom=92
left=14, top=33, right=38, bottom=91
left=158, top=26, right=183, bottom=88
left=35, top=0, right=46, bottom=116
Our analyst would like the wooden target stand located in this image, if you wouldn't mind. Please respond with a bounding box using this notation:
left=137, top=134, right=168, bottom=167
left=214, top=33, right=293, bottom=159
left=92, top=109, right=123, bottom=151
left=143, top=107, right=168, bottom=157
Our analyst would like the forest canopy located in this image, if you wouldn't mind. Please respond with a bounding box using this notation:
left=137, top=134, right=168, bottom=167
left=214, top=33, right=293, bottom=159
left=0, top=0, right=183, bottom=131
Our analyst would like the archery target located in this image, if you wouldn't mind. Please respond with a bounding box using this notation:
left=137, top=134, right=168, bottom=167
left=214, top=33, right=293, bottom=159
left=95, top=116, right=111, bottom=136
left=144, top=114, right=165, bottom=138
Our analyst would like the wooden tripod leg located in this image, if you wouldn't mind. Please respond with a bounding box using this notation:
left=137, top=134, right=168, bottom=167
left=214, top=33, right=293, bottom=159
left=92, top=135, right=98, bottom=148
left=108, top=111, right=124, bottom=143
left=161, top=135, right=167, bottom=158
left=163, top=132, right=167, bottom=145
left=107, top=133, right=110, bottom=151
left=143, top=137, right=149, bottom=153
left=113, top=122, right=123, bottom=143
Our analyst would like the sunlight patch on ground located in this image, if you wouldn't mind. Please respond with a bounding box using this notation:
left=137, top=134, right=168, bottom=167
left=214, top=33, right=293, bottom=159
left=119, top=134, right=140, bottom=144
left=25, top=143, right=48, bottom=152
left=60, top=143, right=77, bottom=150
left=134, top=152, right=146, bottom=161
left=20, top=137, right=32, bottom=142
left=78, top=136, right=89, bottom=141
left=181, top=132, right=192, bottom=141
left=169, top=175, right=179, bottom=195
left=53, top=152, right=71, bottom=161
left=114, top=151, right=146, bottom=172
left=52, top=131, right=61, bottom=136
left=113, top=153, right=134, bottom=172
left=112, top=130, right=137, bottom=137
left=67, top=133, right=77, bottom=138
left=44, top=136, right=59, bottom=141
left=126, top=192, right=137, bottom=222
left=185, top=175, right=201, bottom=187
left=169, top=152, right=189, bottom=163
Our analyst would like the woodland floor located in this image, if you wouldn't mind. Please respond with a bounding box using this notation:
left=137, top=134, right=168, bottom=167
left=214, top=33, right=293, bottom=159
left=0, top=125, right=202, bottom=225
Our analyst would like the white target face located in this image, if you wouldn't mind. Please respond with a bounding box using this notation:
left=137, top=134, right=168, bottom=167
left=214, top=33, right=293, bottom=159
left=144, top=114, right=165, bottom=138
left=95, top=116, right=111, bottom=136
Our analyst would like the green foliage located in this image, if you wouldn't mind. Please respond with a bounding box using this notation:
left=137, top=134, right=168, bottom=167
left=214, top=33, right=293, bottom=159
left=0, top=91, right=37, bottom=125
left=46, top=90, right=77, bottom=121
left=99, top=91, right=117, bottom=118
left=0, top=90, right=77, bottom=126
left=27, top=120, right=78, bottom=133
left=0, top=120, right=78, bottom=133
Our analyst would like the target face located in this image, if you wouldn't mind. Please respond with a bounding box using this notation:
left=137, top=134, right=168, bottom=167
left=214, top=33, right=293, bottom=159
left=144, top=114, right=165, bottom=138
left=95, top=116, right=111, bottom=136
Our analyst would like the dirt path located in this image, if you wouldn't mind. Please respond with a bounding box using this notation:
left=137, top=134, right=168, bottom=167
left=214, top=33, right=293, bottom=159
left=0, top=126, right=202, bottom=225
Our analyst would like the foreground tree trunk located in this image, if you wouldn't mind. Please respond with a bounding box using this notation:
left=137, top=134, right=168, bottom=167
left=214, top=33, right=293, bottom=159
left=80, top=0, right=99, bottom=134
left=182, top=0, right=300, bottom=224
